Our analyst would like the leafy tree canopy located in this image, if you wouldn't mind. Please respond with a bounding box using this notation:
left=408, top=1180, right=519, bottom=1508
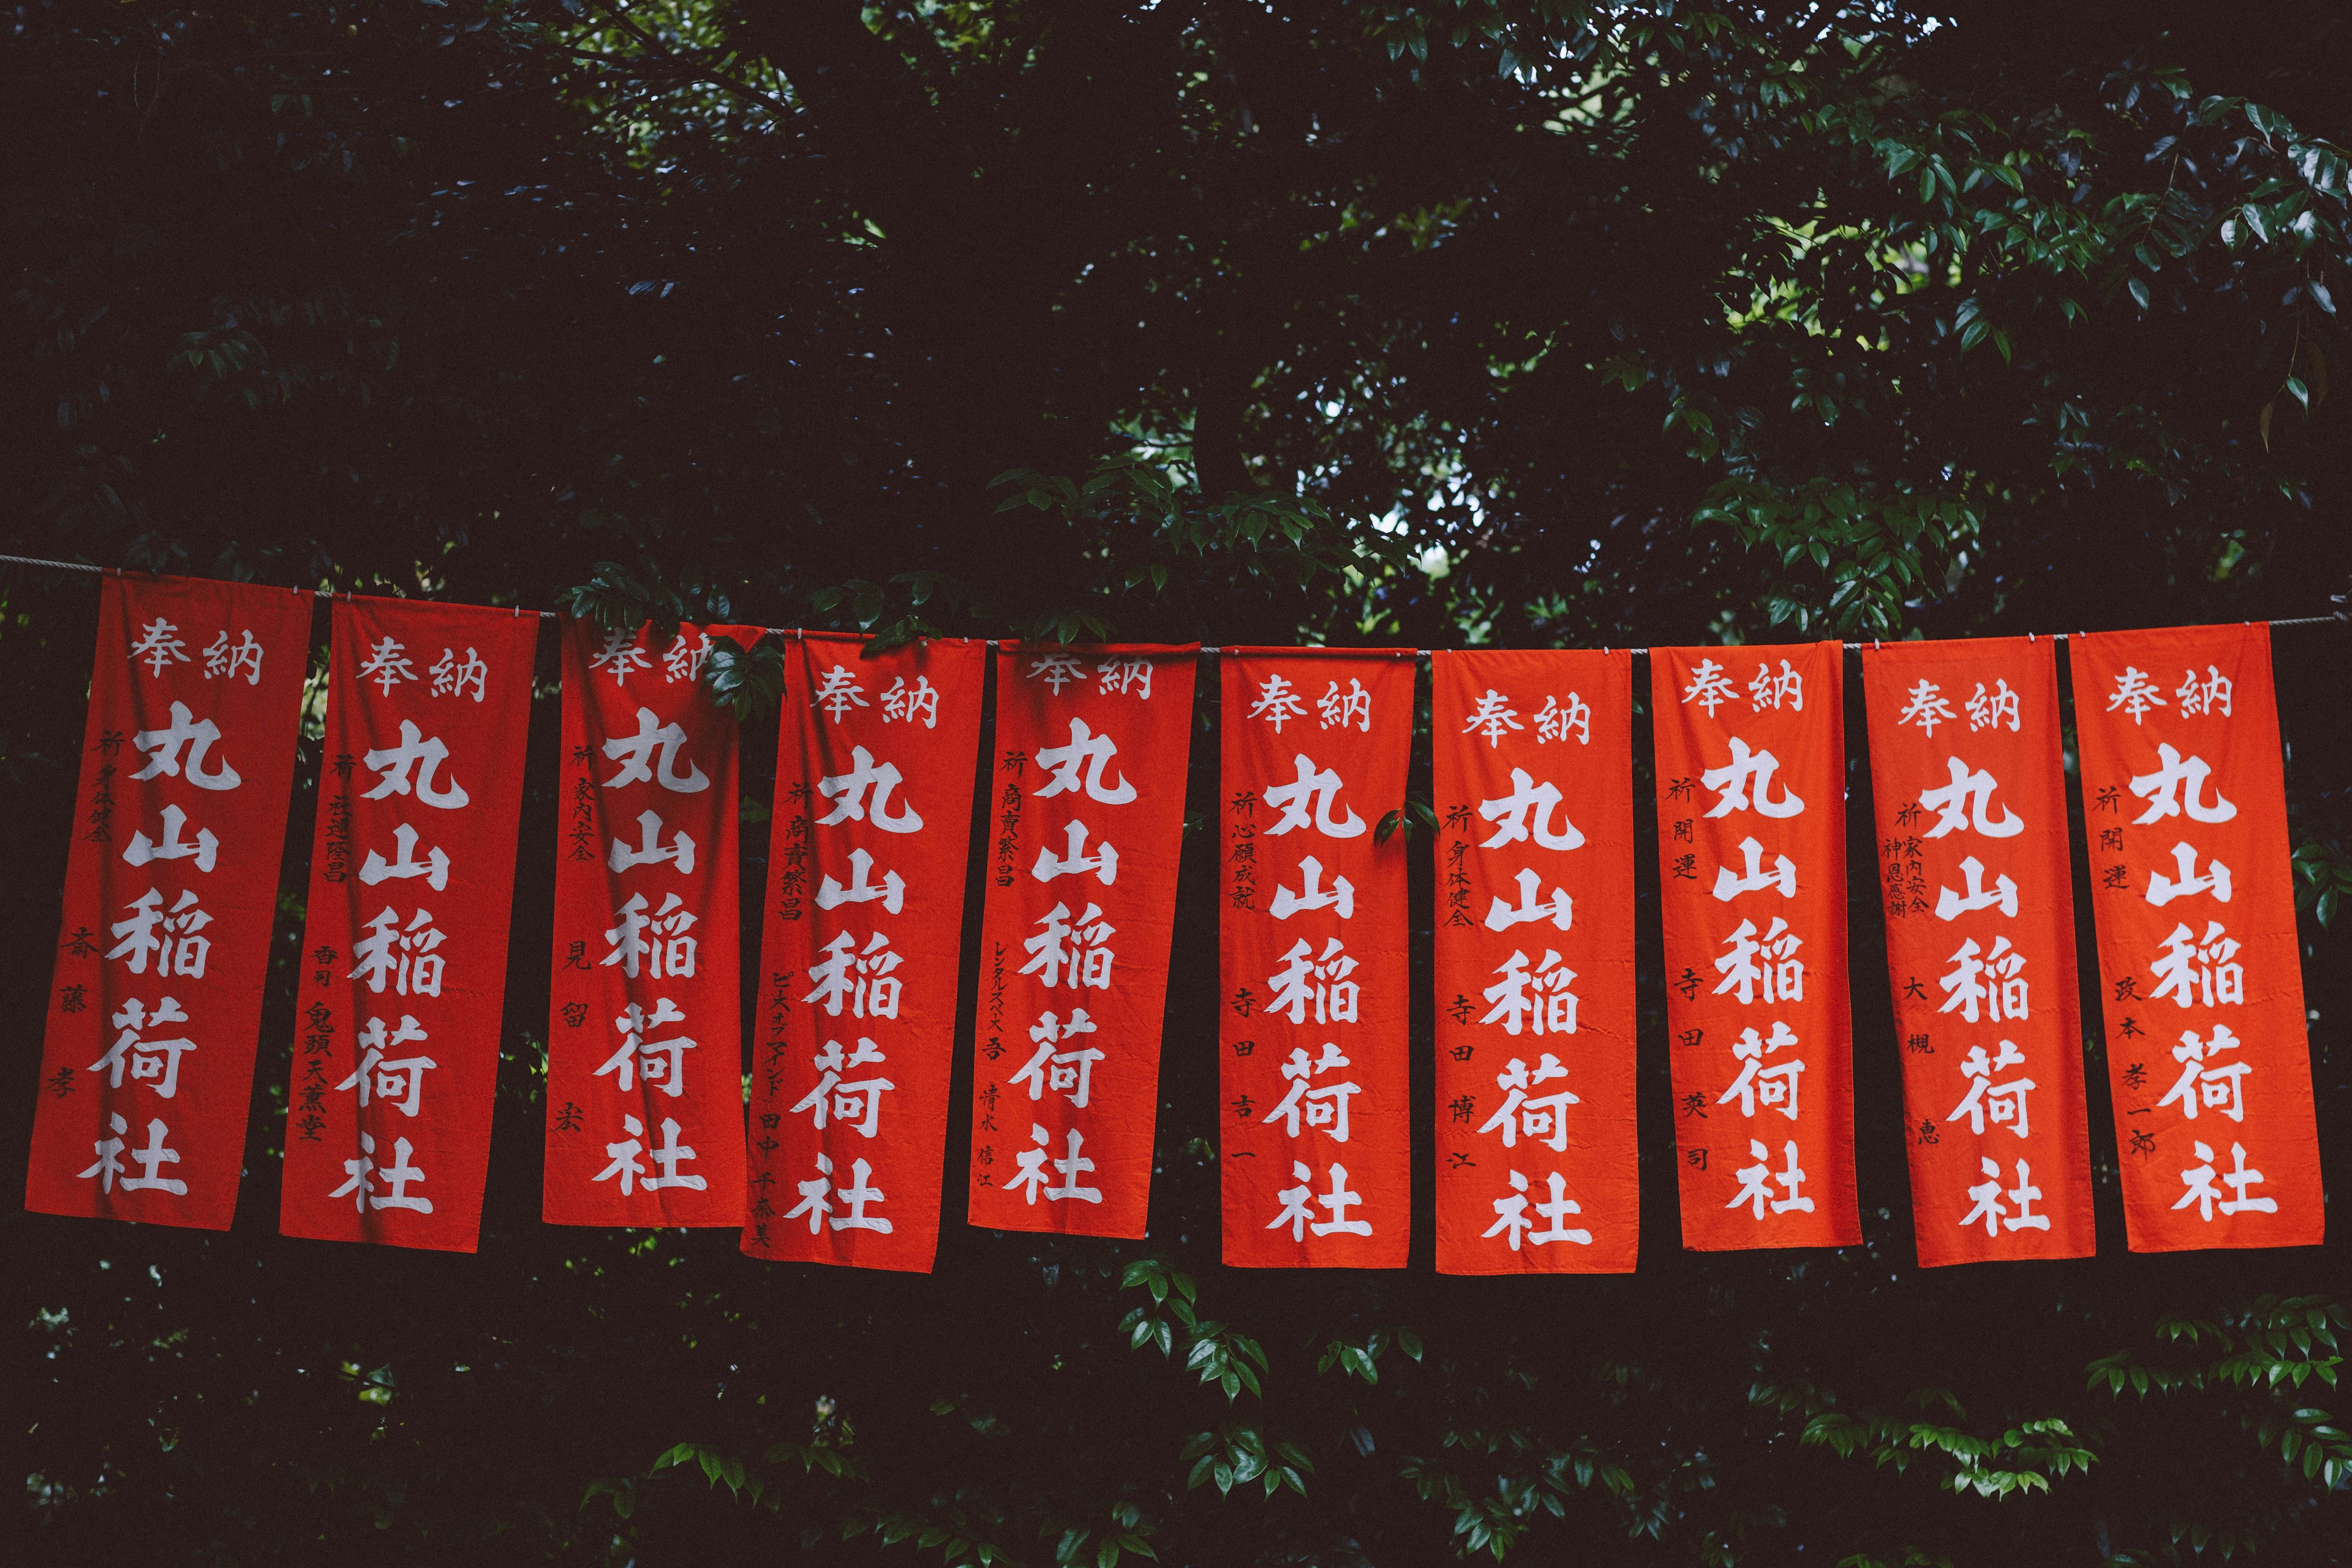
left=8, top=2, right=2352, bottom=1564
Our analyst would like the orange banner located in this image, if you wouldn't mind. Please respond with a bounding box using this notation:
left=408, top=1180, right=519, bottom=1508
left=2071, top=624, right=2323, bottom=1250
left=967, top=644, right=1198, bottom=1239
left=741, top=633, right=987, bottom=1270
left=1219, top=650, right=1414, bottom=1268
left=1861, top=638, right=2095, bottom=1265
left=1650, top=642, right=1860, bottom=1249
left=1430, top=651, right=1638, bottom=1273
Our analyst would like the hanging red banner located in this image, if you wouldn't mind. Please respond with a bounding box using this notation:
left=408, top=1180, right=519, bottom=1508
left=1860, top=638, right=2095, bottom=1265
left=276, top=597, right=539, bottom=1250
left=1219, top=649, right=1414, bottom=1268
left=741, top=633, right=987, bottom=1270
left=544, top=619, right=756, bottom=1227
left=1430, top=651, right=1638, bottom=1273
left=25, top=575, right=312, bottom=1229
left=1651, top=642, right=1860, bottom=1249
left=2071, top=624, right=2323, bottom=1250
left=966, top=643, right=1199, bottom=1239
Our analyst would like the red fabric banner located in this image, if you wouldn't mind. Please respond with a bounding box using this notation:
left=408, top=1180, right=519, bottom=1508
left=1861, top=638, right=2095, bottom=1265
left=543, top=619, right=755, bottom=1227
left=1430, top=651, right=1638, bottom=1273
left=741, top=633, right=987, bottom=1269
left=966, top=644, right=1199, bottom=1238
left=279, top=597, right=539, bottom=1250
left=2071, top=624, right=2323, bottom=1250
left=1219, top=650, right=1414, bottom=1268
left=1651, top=642, right=1860, bottom=1249
left=25, top=575, right=311, bottom=1229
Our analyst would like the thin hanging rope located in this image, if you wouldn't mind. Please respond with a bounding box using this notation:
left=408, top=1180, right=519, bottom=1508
left=2, top=549, right=2344, bottom=649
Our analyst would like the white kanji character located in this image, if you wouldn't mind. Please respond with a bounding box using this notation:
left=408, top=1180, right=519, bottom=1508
left=1045, top=1126, right=1102, bottom=1203
left=1033, top=820, right=1118, bottom=886
left=663, top=631, right=714, bottom=685
left=597, top=998, right=696, bottom=1098
left=1483, top=1169, right=1593, bottom=1248
left=333, top=1131, right=432, bottom=1213
left=348, top=907, right=447, bottom=997
left=1265, top=938, right=1359, bottom=1025
left=1477, top=768, right=1585, bottom=851
left=633, top=1117, right=704, bottom=1191
left=1463, top=689, right=1523, bottom=747
left=816, top=745, right=922, bottom=831
left=1710, top=835, right=1796, bottom=902
left=430, top=646, right=489, bottom=702
left=203, top=629, right=265, bottom=685
left=1020, top=902, right=1117, bottom=990
left=802, top=930, right=903, bottom=1018
left=1934, top=855, right=2019, bottom=921
left=812, top=664, right=870, bottom=719
left=1948, top=1039, right=2034, bottom=1139
left=1011, top=1009, right=1104, bottom=1108
left=1479, top=1053, right=1577, bottom=1150
left=360, top=823, right=451, bottom=892
left=1717, top=1022, right=1804, bottom=1121
left=122, top=804, right=219, bottom=873
left=1682, top=659, right=1735, bottom=715
left=816, top=847, right=906, bottom=914
left=602, top=891, right=699, bottom=979
left=1966, top=679, right=2021, bottom=733
left=2146, top=841, right=2232, bottom=908
left=1713, top=918, right=1803, bottom=1005
left=1702, top=737, right=1803, bottom=819
left=88, top=1114, right=189, bottom=1196
left=2174, top=1140, right=2275, bottom=1220
left=2128, top=744, right=2236, bottom=826
left=880, top=674, right=939, bottom=727
left=1248, top=673, right=1308, bottom=731
left=791, top=1036, right=893, bottom=1136
left=2176, top=665, right=2233, bottom=718
left=77, top=1112, right=131, bottom=1191
left=1534, top=692, right=1592, bottom=745
left=1263, top=754, right=1366, bottom=839
left=130, top=701, right=241, bottom=791
left=1938, top=936, right=2028, bottom=1023
left=601, top=706, right=710, bottom=793
left=88, top=997, right=197, bottom=1098
left=363, top=720, right=470, bottom=808
left=107, top=888, right=211, bottom=977
left=358, top=636, right=418, bottom=696
left=1959, top=1156, right=2048, bottom=1235
left=2149, top=921, right=2244, bottom=1009
left=1480, top=948, right=1579, bottom=1036
left=608, top=809, right=696, bottom=875
left=1262, top=1043, right=1360, bottom=1143
left=831, top=1157, right=890, bottom=1230
left=1898, top=678, right=1955, bottom=734
left=2107, top=666, right=2168, bottom=724
left=1318, top=678, right=1371, bottom=733
left=338, top=1015, right=435, bottom=1116
left=1747, top=660, right=1804, bottom=712
left=1917, top=757, right=2022, bottom=839
left=1483, top=866, right=1572, bottom=932
left=589, top=628, right=654, bottom=687
left=1033, top=717, right=1136, bottom=804
left=130, top=618, right=190, bottom=676
left=1727, top=1139, right=1811, bottom=1218
left=1268, top=854, right=1355, bottom=920
left=1096, top=657, right=1154, bottom=698
left=1027, top=654, right=1089, bottom=695
left=2156, top=1025, right=2249, bottom=1123
left=786, top=1152, right=837, bottom=1233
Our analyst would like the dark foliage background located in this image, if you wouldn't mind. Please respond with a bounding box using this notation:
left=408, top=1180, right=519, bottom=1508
left=7, top=1, right=2352, bottom=1562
